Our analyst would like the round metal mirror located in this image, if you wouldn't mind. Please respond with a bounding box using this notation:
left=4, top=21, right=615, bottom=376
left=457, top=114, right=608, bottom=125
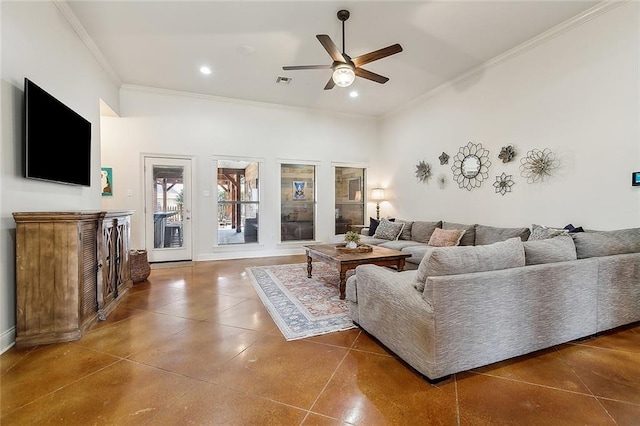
left=451, top=142, right=492, bottom=191
left=462, top=155, right=481, bottom=178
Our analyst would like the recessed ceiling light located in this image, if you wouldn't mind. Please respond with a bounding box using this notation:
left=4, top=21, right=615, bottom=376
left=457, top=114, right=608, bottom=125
left=349, top=91, right=359, bottom=98
left=199, top=66, right=212, bottom=75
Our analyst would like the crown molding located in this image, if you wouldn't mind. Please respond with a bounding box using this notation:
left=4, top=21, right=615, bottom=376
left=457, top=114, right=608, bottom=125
left=385, top=0, right=628, bottom=119
left=120, top=84, right=375, bottom=121
left=53, top=0, right=122, bottom=87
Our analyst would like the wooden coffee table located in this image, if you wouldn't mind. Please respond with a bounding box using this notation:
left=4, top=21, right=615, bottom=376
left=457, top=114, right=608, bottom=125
left=303, top=244, right=411, bottom=300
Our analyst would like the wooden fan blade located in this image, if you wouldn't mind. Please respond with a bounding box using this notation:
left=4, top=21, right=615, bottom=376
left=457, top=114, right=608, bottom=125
left=355, top=67, right=389, bottom=84
left=283, top=65, right=332, bottom=70
left=352, top=44, right=403, bottom=68
left=324, top=76, right=336, bottom=90
left=316, top=34, right=346, bottom=62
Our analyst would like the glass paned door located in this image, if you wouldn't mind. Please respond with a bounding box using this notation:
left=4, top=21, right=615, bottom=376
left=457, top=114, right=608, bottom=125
left=144, top=157, right=192, bottom=262
left=335, top=167, right=365, bottom=234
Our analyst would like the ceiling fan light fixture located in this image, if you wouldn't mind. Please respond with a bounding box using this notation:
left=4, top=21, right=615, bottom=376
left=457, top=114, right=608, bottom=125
left=332, top=64, right=355, bottom=87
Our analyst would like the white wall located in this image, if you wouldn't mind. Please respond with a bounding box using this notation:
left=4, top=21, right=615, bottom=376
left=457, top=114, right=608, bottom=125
left=0, top=1, right=120, bottom=353
left=377, top=2, right=639, bottom=230
left=100, top=87, right=377, bottom=260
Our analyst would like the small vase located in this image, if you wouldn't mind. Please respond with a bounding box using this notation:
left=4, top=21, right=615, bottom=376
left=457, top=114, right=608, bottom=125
left=346, top=241, right=357, bottom=249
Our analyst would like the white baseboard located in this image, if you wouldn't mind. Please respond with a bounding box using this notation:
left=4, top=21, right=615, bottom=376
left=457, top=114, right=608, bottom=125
left=0, top=327, right=16, bottom=354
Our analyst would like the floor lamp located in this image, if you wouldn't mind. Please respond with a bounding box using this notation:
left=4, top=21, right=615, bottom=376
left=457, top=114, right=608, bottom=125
left=370, top=188, right=385, bottom=220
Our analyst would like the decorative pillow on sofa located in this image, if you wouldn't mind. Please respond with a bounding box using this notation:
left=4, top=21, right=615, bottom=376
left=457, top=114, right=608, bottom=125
left=368, top=217, right=395, bottom=236
left=413, top=237, right=525, bottom=292
left=523, top=235, right=577, bottom=265
left=572, top=228, right=640, bottom=259
left=428, top=228, right=465, bottom=247
left=475, top=224, right=531, bottom=245
left=373, top=218, right=405, bottom=241
left=442, top=222, right=476, bottom=246
left=528, top=224, right=568, bottom=241
left=367, top=217, right=380, bottom=236
left=411, top=221, right=442, bottom=243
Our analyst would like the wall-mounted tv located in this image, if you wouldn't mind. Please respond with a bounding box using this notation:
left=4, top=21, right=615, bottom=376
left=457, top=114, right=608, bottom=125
left=24, top=78, right=92, bottom=186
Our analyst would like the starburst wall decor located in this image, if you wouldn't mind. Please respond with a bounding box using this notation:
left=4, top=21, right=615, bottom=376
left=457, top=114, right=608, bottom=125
left=415, top=160, right=432, bottom=183
left=439, top=152, right=449, bottom=165
left=520, top=148, right=559, bottom=183
left=493, top=172, right=514, bottom=195
left=498, top=145, right=516, bottom=163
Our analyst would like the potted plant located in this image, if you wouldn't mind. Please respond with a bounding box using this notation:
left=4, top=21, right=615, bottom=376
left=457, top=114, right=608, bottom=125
left=344, top=231, right=361, bottom=249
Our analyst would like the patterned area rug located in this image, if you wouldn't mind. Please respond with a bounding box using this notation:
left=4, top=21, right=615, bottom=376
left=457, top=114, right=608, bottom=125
left=247, top=263, right=356, bottom=340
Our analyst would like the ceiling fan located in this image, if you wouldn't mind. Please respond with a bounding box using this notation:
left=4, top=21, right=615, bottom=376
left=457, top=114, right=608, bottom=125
left=283, top=9, right=403, bottom=90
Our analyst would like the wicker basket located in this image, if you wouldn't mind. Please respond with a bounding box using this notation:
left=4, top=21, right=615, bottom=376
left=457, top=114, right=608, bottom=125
left=130, top=249, right=151, bottom=283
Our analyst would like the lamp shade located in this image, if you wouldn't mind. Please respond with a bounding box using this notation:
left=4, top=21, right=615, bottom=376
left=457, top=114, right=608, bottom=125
left=332, top=64, right=356, bottom=87
left=370, top=188, right=385, bottom=201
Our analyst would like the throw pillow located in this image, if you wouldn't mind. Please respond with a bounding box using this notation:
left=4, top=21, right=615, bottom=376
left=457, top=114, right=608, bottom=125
left=428, top=228, right=466, bottom=247
left=442, top=222, right=476, bottom=246
left=368, top=217, right=395, bottom=236
left=564, top=224, right=584, bottom=233
left=373, top=218, right=405, bottom=241
left=367, top=217, right=380, bottom=236
left=527, top=224, right=568, bottom=241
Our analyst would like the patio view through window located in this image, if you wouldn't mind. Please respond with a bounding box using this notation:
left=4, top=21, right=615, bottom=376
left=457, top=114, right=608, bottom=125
left=217, top=160, right=260, bottom=245
left=153, top=165, right=184, bottom=249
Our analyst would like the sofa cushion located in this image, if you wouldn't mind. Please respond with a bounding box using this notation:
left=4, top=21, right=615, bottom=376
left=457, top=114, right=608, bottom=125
left=523, top=235, right=577, bottom=265
left=396, top=219, right=413, bottom=240
left=402, top=244, right=432, bottom=264
left=379, top=240, right=425, bottom=251
left=413, top=237, right=525, bottom=292
left=411, top=221, right=442, bottom=243
left=528, top=224, right=568, bottom=241
left=428, top=228, right=465, bottom=247
left=373, top=218, right=405, bottom=241
left=442, top=222, right=476, bottom=246
left=572, top=228, right=640, bottom=259
left=475, top=224, right=531, bottom=245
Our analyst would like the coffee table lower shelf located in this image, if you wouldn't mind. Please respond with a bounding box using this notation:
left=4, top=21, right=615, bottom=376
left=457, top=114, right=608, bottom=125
left=303, top=244, right=411, bottom=299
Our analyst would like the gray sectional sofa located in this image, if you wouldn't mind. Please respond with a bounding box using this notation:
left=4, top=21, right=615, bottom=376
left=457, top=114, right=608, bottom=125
left=334, top=220, right=532, bottom=266
left=342, top=222, right=640, bottom=382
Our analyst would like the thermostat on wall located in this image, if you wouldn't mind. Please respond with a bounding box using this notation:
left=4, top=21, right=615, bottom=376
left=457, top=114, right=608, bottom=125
left=633, top=172, right=640, bottom=186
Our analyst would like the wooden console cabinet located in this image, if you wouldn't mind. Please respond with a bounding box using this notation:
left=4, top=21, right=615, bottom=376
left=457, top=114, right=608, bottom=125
left=13, top=210, right=134, bottom=347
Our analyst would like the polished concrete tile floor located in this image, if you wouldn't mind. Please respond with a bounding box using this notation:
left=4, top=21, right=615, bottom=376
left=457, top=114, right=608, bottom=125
left=2, top=255, right=639, bottom=425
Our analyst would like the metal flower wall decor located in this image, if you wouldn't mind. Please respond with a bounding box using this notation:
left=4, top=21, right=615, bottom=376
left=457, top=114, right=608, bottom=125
left=439, top=152, right=449, bottom=165
left=415, top=160, right=432, bottom=183
left=520, top=148, right=559, bottom=183
left=451, top=142, right=491, bottom=191
left=498, top=145, right=516, bottom=163
left=493, top=172, right=514, bottom=195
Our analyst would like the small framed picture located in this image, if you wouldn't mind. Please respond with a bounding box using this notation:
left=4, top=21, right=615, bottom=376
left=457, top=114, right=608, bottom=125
left=293, top=181, right=306, bottom=200
left=101, top=167, right=113, bottom=196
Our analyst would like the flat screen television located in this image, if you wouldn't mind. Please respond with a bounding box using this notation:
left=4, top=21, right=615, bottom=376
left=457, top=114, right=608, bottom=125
left=24, top=78, right=92, bottom=186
